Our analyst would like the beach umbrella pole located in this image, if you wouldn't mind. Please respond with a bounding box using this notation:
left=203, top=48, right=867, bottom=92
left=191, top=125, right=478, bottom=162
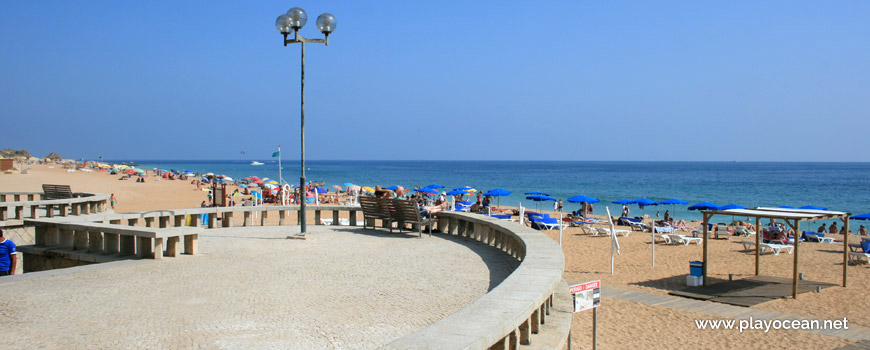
left=559, top=208, right=563, bottom=247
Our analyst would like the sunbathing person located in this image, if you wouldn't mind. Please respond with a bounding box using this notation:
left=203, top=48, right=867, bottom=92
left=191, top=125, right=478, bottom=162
left=421, top=201, right=448, bottom=216
left=829, top=222, right=838, bottom=234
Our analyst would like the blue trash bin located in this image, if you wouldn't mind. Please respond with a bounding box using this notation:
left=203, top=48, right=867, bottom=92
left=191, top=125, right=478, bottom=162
left=690, top=261, right=703, bottom=277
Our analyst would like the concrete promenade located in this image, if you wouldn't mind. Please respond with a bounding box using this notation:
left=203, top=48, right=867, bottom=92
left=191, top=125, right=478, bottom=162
left=0, top=226, right=519, bottom=349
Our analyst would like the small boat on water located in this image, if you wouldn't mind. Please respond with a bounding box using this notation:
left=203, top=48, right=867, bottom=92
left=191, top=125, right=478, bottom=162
left=250, top=161, right=264, bottom=166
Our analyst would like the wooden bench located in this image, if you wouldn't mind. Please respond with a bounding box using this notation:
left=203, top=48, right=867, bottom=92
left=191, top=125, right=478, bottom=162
left=42, top=184, right=74, bottom=200
left=359, top=196, right=393, bottom=231
left=391, top=198, right=433, bottom=237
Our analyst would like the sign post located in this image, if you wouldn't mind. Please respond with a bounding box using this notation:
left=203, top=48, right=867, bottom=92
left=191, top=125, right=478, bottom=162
left=569, top=280, right=601, bottom=350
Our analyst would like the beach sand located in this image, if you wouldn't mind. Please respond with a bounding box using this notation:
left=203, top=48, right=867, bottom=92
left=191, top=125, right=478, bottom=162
left=1, top=164, right=867, bottom=348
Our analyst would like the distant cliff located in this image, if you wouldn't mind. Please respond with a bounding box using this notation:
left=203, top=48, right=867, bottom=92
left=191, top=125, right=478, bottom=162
left=0, top=149, right=31, bottom=159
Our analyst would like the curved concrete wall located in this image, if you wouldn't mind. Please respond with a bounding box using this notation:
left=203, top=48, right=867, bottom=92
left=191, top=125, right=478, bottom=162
left=19, top=198, right=572, bottom=349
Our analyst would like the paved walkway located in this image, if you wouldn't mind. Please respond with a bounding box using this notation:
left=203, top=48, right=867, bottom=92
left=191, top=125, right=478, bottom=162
left=0, top=226, right=519, bottom=349
left=600, top=285, right=870, bottom=341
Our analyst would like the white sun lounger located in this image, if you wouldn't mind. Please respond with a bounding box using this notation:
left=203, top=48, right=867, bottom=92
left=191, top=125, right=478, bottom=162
left=849, top=251, right=870, bottom=264
left=625, top=221, right=645, bottom=231
left=741, top=240, right=794, bottom=255
left=654, top=226, right=675, bottom=233
left=804, top=233, right=835, bottom=243
left=762, top=243, right=793, bottom=255
left=667, top=234, right=702, bottom=245
left=848, top=243, right=870, bottom=264
left=579, top=225, right=597, bottom=235
left=655, top=233, right=672, bottom=244
left=596, top=227, right=630, bottom=237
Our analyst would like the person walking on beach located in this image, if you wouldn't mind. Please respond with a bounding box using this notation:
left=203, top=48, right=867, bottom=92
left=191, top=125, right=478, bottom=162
left=0, top=229, right=17, bottom=276
left=110, top=193, right=116, bottom=209
left=557, top=199, right=563, bottom=212
left=622, top=204, right=630, bottom=218
left=663, top=210, right=670, bottom=222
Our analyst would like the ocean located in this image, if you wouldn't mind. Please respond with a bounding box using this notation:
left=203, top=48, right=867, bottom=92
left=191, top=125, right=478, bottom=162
left=123, top=160, right=870, bottom=224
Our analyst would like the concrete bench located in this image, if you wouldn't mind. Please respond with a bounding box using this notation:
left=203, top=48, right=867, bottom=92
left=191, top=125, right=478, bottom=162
left=26, top=219, right=203, bottom=259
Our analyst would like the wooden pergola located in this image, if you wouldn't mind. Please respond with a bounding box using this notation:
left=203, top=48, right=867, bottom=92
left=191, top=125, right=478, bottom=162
left=699, top=207, right=852, bottom=299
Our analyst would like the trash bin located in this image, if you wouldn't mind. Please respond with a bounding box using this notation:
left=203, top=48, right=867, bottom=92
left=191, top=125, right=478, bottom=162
left=687, top=261, right=704, bottom=286
left=689, top=261, right=703, bottom=277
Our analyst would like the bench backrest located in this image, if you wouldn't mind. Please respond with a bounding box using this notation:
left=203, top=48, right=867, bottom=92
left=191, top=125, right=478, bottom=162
left=391, top=199, right=423, bottom=223
left=42, top=184, right=74, bottom=200
left=359, top=196, right=386, bottom=218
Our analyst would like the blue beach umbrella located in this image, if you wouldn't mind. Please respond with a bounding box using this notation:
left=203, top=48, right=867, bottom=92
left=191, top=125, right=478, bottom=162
left=612, top=199, right=634, bottom=204
left=799, top=205, right=829, bottom=210
left=778, top=205, right=797, bottom=209
left=343, top=182, right=353, bottom=186
left=657, top=198, right=688, bottom=220
left=453, top=186, right=474, bottom=191
left=484, top=188, right=511, bottom=208
left=415, top=187, right=438, bottom=195
left=525, top=191, right=550, bottom=196
left=315, top=187, right=328, bottom=194
left=631, top=198, right=658, bottom=217
left=567, top=195, right=600, bottom=204
left=446, top=189, right=468, bottom=196
left=484, top=188, right=511, bottom=197
left=850, top=213, right=870, bottom=221
left=385, top=185, right=399, bottom=191
left=426, top=184, right=444, bottom=189
left=658, top=198, right=689, bottom=205
left=525, top=195, right=556, bottom=212
left=633, top=198, right=657, bottom=206
left=237, top=184, right=248, bottom=188
left=688, top=202, right=720, bottom=211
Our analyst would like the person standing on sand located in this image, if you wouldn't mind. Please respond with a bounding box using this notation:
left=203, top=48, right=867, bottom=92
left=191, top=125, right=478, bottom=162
left=622, top=204, right=630, bottom=218
left=0, top=229, right=17, bottom=276
left=110, top=194, right=116, bottom=209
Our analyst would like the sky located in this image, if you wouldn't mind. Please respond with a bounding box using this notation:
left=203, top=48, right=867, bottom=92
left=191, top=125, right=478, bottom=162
left=2, top=1, right=869, bottom=161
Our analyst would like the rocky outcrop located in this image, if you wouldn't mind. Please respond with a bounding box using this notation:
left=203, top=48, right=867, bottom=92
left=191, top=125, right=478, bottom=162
left=0, top=149, right=31, bottom=159
left=44, top=152, right=63, bottom=161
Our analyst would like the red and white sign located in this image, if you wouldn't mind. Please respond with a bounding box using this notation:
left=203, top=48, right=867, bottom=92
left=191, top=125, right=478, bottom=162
left=569, top=280, right=600, bottom=294
left=569, top=280, right=601, bottom=312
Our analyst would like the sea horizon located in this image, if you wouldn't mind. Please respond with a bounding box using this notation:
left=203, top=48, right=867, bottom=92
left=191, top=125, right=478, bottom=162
left=90, top=159, right=870, bottom=225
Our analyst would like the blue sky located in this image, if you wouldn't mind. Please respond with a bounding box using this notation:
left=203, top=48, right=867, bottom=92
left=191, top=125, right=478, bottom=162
left=2, top=1, right=868, bottom=161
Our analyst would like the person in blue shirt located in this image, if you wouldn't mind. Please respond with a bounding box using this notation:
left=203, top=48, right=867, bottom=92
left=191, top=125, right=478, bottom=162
left=0, top=229, right=17, bottom=276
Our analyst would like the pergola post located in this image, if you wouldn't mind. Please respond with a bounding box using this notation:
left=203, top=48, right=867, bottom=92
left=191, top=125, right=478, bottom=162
left=790, top=219, right=801, bottom=299
left=755, top=216, right=761, bottom=276
left=702, top=212, right=710, bottom=286
left=843, top=216, right=849, bottom=288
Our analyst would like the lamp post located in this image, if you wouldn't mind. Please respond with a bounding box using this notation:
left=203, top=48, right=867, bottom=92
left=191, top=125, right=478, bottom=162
left=276, top=7, right=337, bottom=236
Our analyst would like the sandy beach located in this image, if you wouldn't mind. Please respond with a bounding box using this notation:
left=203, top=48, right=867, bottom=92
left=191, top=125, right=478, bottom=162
left=1, top=164, right=868, bottom=348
